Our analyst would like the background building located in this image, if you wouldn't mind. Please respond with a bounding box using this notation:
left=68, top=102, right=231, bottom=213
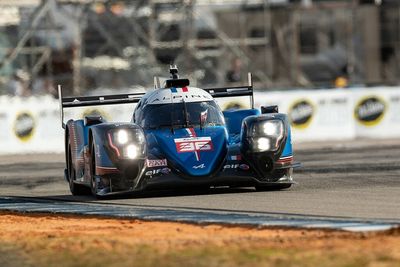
left=0, top=0, right=398, bottom=96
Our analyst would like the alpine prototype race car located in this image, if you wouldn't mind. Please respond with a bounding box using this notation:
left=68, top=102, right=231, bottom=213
left=59, top=66, right=300, bottom=197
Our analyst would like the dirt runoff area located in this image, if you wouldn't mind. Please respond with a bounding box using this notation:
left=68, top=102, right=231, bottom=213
left=0, top=212, right=399, bottom=267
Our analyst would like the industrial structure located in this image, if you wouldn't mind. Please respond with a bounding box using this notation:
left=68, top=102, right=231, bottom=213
left=0, top=0, right=398, bottom=95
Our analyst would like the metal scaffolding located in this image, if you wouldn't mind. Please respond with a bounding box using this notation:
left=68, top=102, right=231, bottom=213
left=0, top=0, right=399, bottom=95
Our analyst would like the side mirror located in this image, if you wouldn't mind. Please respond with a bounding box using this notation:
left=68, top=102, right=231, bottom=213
left=261, top=105, right=279, bottom=114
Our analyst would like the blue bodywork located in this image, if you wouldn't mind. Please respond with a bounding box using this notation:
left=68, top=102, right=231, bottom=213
left=62, top=69, right=297, bottom=196
left=66, top=108, right=295, bottom=195
left=146, top=127, right=228, bottom=176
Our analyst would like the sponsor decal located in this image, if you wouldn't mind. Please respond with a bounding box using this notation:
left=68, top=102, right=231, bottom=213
left=192, top=164, right=206, bottom=169
left=354, top=96, right=386, bottom=126
left=174, top=128, right=213, bottom=161
left=145, top=168, right=171, bottom=176
left=239, top=164, right=250, bottom=170
left=146, top=159, right=168, bottom=168
left=224, top=164, right=250, bottom=170
left=175, top=137, right=213, bottom=152
left=149, top=93, right=211, bottom=104
left=13, top=112, right=35, bottom=142
left=288, top=99, right=314, bottom=129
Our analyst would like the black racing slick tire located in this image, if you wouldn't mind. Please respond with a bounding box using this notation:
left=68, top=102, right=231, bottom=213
left=67, top=138, right=90, bottom=195
left=90, top=142, right=104, bottom=199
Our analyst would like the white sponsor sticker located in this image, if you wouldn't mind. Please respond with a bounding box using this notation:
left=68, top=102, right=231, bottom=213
left=146, top=159, right=168, bottom=168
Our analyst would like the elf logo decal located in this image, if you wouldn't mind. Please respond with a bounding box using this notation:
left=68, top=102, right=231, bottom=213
left=174, top=128, right=213, bottom=161
left=14, top=112, right=35, bottom=142
left=224, top=164, right=250, bottom=170
left=145, top=168, right=171, bottom=176
left=288, top=99, right=314, bottom=129
left=354, top=96, right=386, bottom=126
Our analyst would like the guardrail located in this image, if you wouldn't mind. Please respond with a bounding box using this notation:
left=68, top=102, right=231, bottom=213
left=1, top=86, right=399, bottom=154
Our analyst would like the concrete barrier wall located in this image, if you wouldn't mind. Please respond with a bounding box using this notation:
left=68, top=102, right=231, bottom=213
left=1, top=86, right=399, bottom=154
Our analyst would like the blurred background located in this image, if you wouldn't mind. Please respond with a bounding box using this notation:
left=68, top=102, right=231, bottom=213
left=0, top=0, right=398, bottom=96
left=1, top=0, right=400, bottom=154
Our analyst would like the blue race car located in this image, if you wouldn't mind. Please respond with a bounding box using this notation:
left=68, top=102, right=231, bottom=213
left=59, top=66, right=299, bottom=197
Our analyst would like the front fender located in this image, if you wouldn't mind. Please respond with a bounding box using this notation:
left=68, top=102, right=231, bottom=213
left=89, top=123, right=145, bottom=169
left=240, top=113, right=290, bottom=176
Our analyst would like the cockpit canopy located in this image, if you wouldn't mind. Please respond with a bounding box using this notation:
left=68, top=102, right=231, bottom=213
left=137, top=100, right=224, bottom=129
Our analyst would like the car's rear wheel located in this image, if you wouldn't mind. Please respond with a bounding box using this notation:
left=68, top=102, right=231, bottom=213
left=67, top=138, right=90, bottom=195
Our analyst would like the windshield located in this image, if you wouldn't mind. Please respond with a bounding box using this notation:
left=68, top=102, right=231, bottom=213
left=140, top=101, right=225, bottom=129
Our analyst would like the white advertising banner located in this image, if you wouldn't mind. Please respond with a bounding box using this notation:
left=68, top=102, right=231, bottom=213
left=0, top=96, right=64, bottom=155
left=351, top=87, right=400, bottom=138
left=254, top=89, right=355, bottom=142
left=1, top=86, right=400, bottom=154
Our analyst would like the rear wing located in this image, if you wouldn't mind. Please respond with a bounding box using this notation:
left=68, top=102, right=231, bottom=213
left=58, top=72, right=254, bottom=129
left=58, top=86, right=145, bottom=129
left=204, top=73, right=254, bottom=109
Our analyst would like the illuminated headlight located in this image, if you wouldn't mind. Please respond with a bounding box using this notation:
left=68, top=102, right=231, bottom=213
left=251, top=120, right=284, bottom=138
left=262, top=121, right=283, bottom=136
left=125, top=144, right=138, bottom=159
left=117, top=130, right=129, bottom=144
left=249, top=120, right=285, bottom=152
left=257, top=138, right=271, bottom=151
left=108, top=128, right=146, bottom=159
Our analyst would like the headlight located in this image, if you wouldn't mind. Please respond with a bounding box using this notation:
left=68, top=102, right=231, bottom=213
left=250, top=120, right=284, bottom=138
left=249, top=120, right=285, bottom=152
left=108, top=128, right=146, bottom=159
left=257, top=137, right=271, bottom=151
left=116, top=130, right=129, bottom=144
left=126, top=144, right=138, bottom=159
left=263, top=121, right=283, bottom=136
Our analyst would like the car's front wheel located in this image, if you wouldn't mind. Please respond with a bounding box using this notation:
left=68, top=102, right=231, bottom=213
left=89, top=142, right=110, bottom=198
left=67, top=138, right=90, bottom=195
left=256, top=167, right=293, bottom=191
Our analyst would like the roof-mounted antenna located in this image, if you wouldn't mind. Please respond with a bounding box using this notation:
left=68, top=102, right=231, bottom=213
left=169, top=65, right=179, bottom=79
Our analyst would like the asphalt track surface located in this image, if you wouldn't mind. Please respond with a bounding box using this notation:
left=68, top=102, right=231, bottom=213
left=0, top=139, right=399, bottom=223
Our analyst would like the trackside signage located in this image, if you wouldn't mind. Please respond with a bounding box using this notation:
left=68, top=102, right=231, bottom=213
left=254, top=89, right=354, bottom=142
left=13, top=111, right=36, bottom=142
left=288, top=99, right=314, bottom=129
left=354, top=96, right=386, bottom=126
left=1, top=87, right=400, bottom=154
